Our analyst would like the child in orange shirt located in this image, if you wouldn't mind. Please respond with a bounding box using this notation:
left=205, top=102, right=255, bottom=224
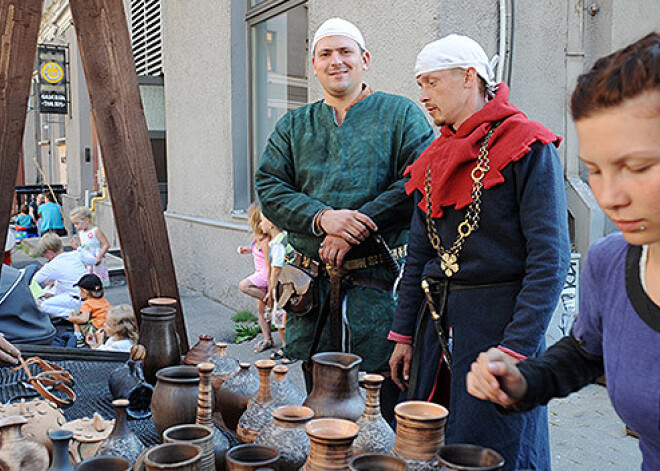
left=67, top=273, right=110, bottom=348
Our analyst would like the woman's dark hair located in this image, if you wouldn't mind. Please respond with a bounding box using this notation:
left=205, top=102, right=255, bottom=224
left=571, top=32, right=660, bottom=120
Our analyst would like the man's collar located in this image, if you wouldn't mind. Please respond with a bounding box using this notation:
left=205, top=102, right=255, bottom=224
left=345, top=83, right=374, bottom=112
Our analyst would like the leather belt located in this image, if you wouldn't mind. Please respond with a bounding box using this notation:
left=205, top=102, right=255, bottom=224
left=342, top=244, right=407, bottom=271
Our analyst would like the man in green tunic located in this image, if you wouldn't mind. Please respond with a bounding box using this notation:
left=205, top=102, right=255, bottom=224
left=255, top=18, right=434, bottom=418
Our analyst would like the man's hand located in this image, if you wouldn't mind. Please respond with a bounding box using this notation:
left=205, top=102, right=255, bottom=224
left=319, top=235, right=352, bottom=268
left=0, top=334, right=20, bottom=365
left=389, top=343, right=413, bottom=391
left=466, top=347, right=528, bottom=408
left=319, top=210, right=377, bottom=244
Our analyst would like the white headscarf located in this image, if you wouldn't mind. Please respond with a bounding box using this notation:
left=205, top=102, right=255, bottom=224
left=414, top=34, right=499, bottom=86
left=312, top=18, right=366, bottom=54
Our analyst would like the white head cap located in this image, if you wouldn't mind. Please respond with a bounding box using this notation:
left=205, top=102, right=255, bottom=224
left=312, top=18, right=366, bottom=55
left=414, top=34, right=499, bottom=86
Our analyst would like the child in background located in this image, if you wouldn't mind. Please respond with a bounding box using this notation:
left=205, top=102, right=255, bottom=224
left=85, top=304, right=138, bottom=352
left=67, top=273, right=110, bottom=348
left=238, top=203, right=272, bottom=353
left=15, top=204, right=37, bottom=235
left=261, top=215, right=294, bottom=362
left=69, top=207, right=111, bottom=287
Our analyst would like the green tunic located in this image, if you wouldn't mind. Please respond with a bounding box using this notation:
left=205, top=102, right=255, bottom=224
left=255, top=91, right=434, bottom=372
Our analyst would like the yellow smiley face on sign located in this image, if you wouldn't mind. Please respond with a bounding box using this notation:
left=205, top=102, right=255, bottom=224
left=40, top=61, right=64, bottom=84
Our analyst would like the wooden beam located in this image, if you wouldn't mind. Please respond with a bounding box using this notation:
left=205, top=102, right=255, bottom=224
left=0, top=0, right=43, bottom=278
left=69, top=0, right=189, bottom=351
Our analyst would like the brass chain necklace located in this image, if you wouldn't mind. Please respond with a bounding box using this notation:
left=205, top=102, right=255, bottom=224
left=423, top=124, right=499, bottom=277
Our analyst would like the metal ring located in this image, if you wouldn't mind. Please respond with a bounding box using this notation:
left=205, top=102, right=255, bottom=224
left=457, top=221, right=473, bottom=237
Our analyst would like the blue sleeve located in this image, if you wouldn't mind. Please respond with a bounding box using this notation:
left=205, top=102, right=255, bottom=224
left=499, top=143, right=571, bottom=357
left=570, top=243, right=604, bottom=357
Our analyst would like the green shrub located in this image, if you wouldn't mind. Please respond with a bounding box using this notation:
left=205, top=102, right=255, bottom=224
left=233, top=322, right=261, bottom=344
left=231, top=310, right=258, bottom=323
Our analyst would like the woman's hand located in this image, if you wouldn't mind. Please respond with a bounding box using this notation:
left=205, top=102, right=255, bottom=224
left=95, top=253, right=103, bottom=266
left=466, top=348, right=528, bottom=408
left=70, top=237, right=78, bottom=249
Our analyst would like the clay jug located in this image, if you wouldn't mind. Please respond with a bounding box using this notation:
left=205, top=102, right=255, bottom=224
left=164, top=425, right=214, bottom=471
left=437, top=444, right=505, bottom=471
left=349, top=453, right=408, bottom=470
left=139, top=306, right=182, bottom=385
left=74, top=455, right=131, bottom=470
left=236, top=360, right=276, bottom=444
left=271, top=365, right=306, bottom=406
left=49, top=429, right=74, bottom=471
left=352, top=374, right=395, bottom=455
left=144, top=443, right=203, bottom=471
left=196, top=363, right=230, bottom=470
left=108, top=358, right=154, bottom=419
left=225, top=444, right=280, bottom=471
left=209, top=343, right=240, bottom=428
left=152, top=365, right=200, bottom=436
left=304, top=418, right=359, bottom=471
left=303, top=352, right=364, bottom=421
left=185, top=335, right=217, bottom=366
left=255, top=405, right=314, bottom=471
left=216, top=362, right=259, bottom=433
left=0, top=415, right=49, bottom=471
left=0, top=398, right=66, bottom=457
left=96, top=399, right=145, bottom=462
left=392, top=401, right=448, bottom=471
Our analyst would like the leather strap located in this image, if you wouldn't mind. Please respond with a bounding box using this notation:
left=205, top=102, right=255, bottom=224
left=10, top=357, right=76, bottom=407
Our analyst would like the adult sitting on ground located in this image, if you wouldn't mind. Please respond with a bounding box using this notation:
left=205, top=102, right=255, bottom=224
left=33, top=233, right=97, bottom=320
left=37, top=193, right=67, bottom=236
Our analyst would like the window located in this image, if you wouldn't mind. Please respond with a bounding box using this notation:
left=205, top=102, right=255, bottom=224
left=243, top=0, right=309, bottom=205
left=130, top=0, right=163, bottom=76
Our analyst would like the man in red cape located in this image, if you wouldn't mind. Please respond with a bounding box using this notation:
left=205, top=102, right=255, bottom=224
left=388, top=34, right=571, bottom=470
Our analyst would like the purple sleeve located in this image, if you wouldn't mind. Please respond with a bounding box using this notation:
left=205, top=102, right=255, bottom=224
left=571, top=246, right=604, bottom=357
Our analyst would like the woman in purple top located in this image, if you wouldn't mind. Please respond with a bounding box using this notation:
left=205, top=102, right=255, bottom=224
left=466, top=32, right=660, bottom=470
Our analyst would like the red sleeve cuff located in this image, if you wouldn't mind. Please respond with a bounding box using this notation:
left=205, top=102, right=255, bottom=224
left=388, top=331, right=413, bottom=344
left=497, top=345, right=527, bottom=361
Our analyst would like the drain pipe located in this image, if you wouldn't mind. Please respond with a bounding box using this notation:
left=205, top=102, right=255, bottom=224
left=90, top=166, right=108, bottom=213
left=496, top=0, right=507, bottom=83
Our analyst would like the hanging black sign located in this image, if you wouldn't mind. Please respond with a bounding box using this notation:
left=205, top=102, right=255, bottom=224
left=37, top=45, right=68, bottom=114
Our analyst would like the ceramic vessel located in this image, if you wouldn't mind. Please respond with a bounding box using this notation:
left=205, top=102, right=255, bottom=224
left=96, top=399, right=145, bottom=462
left=185, top=335, right=217, bottom=366
left=437, top=444, right=505, bottom=471
left=62, top=413, right=114, bottom=463
left=74, top=455, right=131, bottom=471
left=352, top=374, right=395, bottom=456
left=237, top=360, right=276, bottom=443
left=152, top=365, right=200, bottom=435
left=139, top=306, right=182, bottom=385
left=49, top=429, right=74, bottom=471
left=0, top=398, right=67, bottom=455
left=225, top=444, right=280, bottom=471
left=164, top=424, right=215, bottom=471
left=304, top=418, right=359, bottom=471
left=108, top=359, right=154, bottom=419
left=255, top=405, right=314, bottom=471
left=216, top=362, right=259, bottom=433
left=196, top=362, right=230, bottom=470
left=392, top=401, right=448, bottom=471
left=349, top=453, right=408, bottom=470
left=303, top=353, right=364, bottom=421
left=270, top=366, right=306, bottom=406
left=209, top=343, right=240, bottom=429
left=0, top=415, right=49, bottom=471
left=148, top=297, right=178, bottom=307
left=145, top=443, right=203, bottom=471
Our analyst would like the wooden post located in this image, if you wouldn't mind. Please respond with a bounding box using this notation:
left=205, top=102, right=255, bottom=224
left=0, top=0, right=43, bottom=278
left=69, top=0, right=189, bottom=350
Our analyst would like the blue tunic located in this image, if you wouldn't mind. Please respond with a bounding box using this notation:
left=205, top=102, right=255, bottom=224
left=391, top=142, right=571, bottom=470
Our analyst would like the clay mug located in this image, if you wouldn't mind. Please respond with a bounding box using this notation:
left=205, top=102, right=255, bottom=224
left=225, top=444, right=280, bottom=471
left=437, top=444, right=505, bottom=471
left=349, top=453, right=408, bottom=470
left=152, top=365, right=201, bottom=435
left=163, top=424, right=215, bottom=471
left=145, top=443, right=203, bottom=471
left=74, top=455, right=131, bottom=470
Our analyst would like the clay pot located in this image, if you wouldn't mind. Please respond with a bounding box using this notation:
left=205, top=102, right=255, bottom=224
left=49, top=429, right=74, bottom=471
left=144, top=443, right=203, bottom=471
left=271, top=366, right=306, bottom=406
left=96, top=399, right=145, bottom=462
left=255, top=405, right=314, bottom=471
left=392, top=401, right=448, bottom=471
left=0, top=415, right=49, bottom=471
left=303, top=353, right=364, bottom=421
left=216, top=363, right=259, bottom=433
left=74, top=455, right=131, bottom=470
left=139, top=306, right=182, bottom=385
left=196, top=363, right=230, bottom=470
left=185, top=335, right=217, bottom=366
left=152, top=365, right=201, bottom=436
left=437, top=444, right=505, bottom=471
left=304, top=418, right=359, bottom=471
left=164, top=425, right=215, bottom=471
left=237, top=360, right=276, bottom=444
left=62, top=413, right=114, bottom=464
left=225, top=444, right=280, bottom=471
left=209, top=343, right=240, bottom=429
left=349, top=453, right=408, bottom=470
left=352, top=374, right=395, bottom=456
left=108, top=359, right=154, bottom=419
